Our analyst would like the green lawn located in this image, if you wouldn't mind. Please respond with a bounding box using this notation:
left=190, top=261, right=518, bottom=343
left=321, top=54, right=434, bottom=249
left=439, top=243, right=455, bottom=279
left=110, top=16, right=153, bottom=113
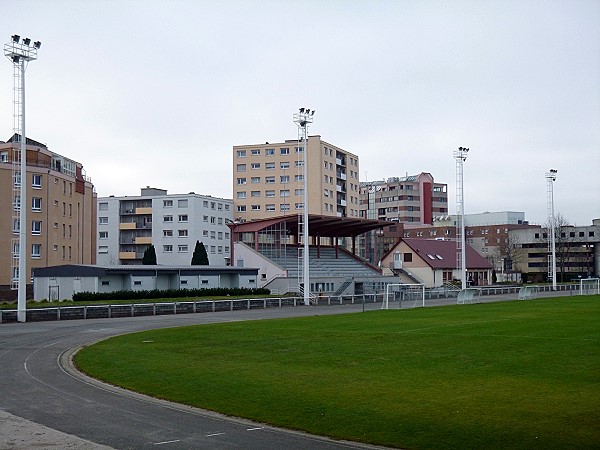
left=75, top=296, right=600, bottom=449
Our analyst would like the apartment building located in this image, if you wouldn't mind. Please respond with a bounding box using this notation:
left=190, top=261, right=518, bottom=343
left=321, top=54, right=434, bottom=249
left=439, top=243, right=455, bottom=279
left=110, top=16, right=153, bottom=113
left=97, top=188, right=233, bottom=266
left=0, top=134, right=96, bottom=299
left=232, top=135, right=360, bottom=221
left=360, top=173, right=448, bottom=224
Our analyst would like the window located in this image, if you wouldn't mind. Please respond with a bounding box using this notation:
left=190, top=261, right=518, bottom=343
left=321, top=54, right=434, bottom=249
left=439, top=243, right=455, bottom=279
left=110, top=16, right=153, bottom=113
left=31, top=244, right=41, bottom=258
left=265, top=190, right=275, bottom=197
left=236, top=150, right=246, bottom=158
left=99, top=202, right=108, bottom=211
left=237, top=205, right=246, bottom=212
left=163, top=229, right=173, bottom=237
left=280, top=175, right=290, bottom=183
left=251, top=177, right=261, bottom=183
left=280, top=162, right=290, bottom=169
left=203, top=200, right=208, bottom=207
left=210, top=216, right=216, bottom=224
left=280, top=190, right=290, bottom=197
left=218, top=231, right=223, bottom=239
left=266, top=148, right=275, bottom=156
left=203, top=215, right=209, bottom=222
left=101, top=280, right=110, bottom=286
left=225, top=232, right=230, bottom=239
left=251, top=163, right=261, bottom=170
left=236, top=164, right=246, bottom=172
left=237, top=178, right=247, bottom=185
left=163, top=199, right=173, bottom=207
left=163, top=245, right=173, bottom=252
left=178, top=214, right=188, bottom=222
left=280, top=203, right=290, bottom=211
left=251, top=205, right=261, bottom=211
left=98, top=246, right=108, bottom=254
left=295, top=188, right=304, bottom=196
left=211, top=230, right=216, bottom=238
left=32, top=197, right=42, bottom=212
left=265, top=162, right=275, bottom=170
left=295, top=160, right=304, bottom=167
left=295, top=203, right=304, bottom=210
left=265, top=176, right=275, bottom=184
left=163, top=215, right=173, bottom=222
left=280, top=147, right=290, bottom=155
left=99, top=216, right=108, bottom=224
left=178, top=245, right=188, bottom=252
left=251, top=191, right=261, bottom=197
left=266, top=204, right=275, bottom=211
left=251, top=149, right=260, bottom=155
left=295, top=174, right=304, bottom=181
left=218, top=217, right=223, bottom=225
left=133, top=280, right=142, bottom=286
left=203, top=230, right=208, bottom=237
left=180, top=280, right=188, bottom=286
left=178, top=199, right=188, bottom=208
left=210, top=245, right=216, bottom=254
left=32, top=174, right=42, bottom=188
left=0, top=151, right=8, bottom=162
left=178, top=229, right=188, bottom=237
left=237, top=191, right=246, bottom=199
left=32, top=220, right=42, bottom=235
left=99, top=231, right=108, bottom=239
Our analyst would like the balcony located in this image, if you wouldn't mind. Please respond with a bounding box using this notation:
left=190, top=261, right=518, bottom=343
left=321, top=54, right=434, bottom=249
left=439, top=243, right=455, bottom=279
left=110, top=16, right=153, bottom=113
left=336, top=172, right=347, bottom=181
left=119, top=223, right=136, bottom=230
left=136, top=207, right=152, bottom=215
left=119, top=251, right=137, bottom=260
left=135, top=236, right=152, bottom=245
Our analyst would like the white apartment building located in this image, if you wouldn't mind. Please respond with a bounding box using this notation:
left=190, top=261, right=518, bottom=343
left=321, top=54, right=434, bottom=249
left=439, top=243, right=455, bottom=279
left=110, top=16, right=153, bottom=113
left=97, top=187, right=233, bottom=266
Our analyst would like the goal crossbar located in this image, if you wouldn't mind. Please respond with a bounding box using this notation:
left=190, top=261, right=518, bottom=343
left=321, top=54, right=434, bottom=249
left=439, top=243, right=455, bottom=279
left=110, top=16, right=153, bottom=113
left=579, top=278, right=600, bottom=296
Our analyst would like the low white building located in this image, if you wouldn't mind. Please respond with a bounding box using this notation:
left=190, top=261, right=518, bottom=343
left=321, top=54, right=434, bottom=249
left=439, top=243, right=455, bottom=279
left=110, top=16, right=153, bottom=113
left=97, top=187, right=233, bottom=266
left=33, top=264, right=259, bottom=301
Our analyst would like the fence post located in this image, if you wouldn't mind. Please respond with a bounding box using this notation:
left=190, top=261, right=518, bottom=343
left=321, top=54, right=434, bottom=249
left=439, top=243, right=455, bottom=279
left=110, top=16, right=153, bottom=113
left=57, top=307, right=60, bottom=321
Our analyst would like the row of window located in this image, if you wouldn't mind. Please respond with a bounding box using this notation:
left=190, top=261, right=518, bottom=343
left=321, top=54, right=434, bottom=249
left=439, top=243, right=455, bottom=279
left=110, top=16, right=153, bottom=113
left=236, top=161, right=304, bottom=171
left=236, top=175, right=304, bottom=185
left=163, top=245, right=229, bottom=254
left=237, top=189, right=304, bottom=199
left=236, top=203, right=303, bottom=212
left=236, top=147, right=301, bottom=158
left=10, top=173, right=75, bottom=196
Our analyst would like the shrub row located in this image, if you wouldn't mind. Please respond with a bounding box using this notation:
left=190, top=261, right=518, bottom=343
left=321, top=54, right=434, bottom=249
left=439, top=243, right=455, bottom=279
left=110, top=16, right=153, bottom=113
left=72, top=287, right=271, bottom=302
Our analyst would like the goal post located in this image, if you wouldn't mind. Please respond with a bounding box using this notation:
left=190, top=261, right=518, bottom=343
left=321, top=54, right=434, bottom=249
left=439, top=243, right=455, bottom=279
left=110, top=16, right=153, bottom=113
left=383, top=283, right=425, bottom=309
left=579, top=278, right=600, bottom=296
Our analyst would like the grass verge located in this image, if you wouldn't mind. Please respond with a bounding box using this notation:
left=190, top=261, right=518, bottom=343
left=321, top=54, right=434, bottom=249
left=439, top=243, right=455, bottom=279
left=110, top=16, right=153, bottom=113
left=75, top=296, right=600, bottom=449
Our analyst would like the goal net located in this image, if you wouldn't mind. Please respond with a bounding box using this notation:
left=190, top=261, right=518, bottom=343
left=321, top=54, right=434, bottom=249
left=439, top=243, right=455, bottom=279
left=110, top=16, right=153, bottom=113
left=383, top=283, right=425, bottom=309
left=579, top=278, right=600, bottom=296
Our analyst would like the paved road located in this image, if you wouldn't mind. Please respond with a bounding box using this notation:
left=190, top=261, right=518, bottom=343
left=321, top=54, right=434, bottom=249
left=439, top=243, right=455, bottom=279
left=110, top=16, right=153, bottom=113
left=0, top=303, right=388, bottom=449
left=0, top=292, right=572, bottom=449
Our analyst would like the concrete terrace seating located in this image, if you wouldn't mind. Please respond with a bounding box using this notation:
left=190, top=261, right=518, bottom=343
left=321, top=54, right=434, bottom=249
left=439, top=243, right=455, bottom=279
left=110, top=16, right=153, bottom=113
left=259, top=246, right=379, bottom=278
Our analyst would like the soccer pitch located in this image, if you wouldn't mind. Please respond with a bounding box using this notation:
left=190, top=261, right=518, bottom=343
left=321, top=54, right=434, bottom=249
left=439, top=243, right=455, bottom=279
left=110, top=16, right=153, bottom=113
left=75, top=296, right=600, bottom=449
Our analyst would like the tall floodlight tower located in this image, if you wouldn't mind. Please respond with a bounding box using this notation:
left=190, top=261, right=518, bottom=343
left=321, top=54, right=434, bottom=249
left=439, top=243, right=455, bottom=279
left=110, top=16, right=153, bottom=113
left=546, top=169, right=558, bottom=290
left=454, top=146, right=469, bottom=290
left=293, top=108, right=314, bottom=306
left=4, top=35, right=41, bottom=322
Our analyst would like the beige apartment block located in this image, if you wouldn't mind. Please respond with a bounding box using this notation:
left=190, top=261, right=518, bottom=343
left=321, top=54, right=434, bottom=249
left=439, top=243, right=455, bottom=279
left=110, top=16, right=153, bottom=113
left=0, top=135, right=96, bottom=299
left=232, top=135, right=360, bottom=221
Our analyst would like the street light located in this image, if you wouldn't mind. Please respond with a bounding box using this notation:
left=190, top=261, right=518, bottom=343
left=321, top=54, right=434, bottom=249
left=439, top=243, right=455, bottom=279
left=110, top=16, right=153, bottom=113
left=293, top=107, right=314, bottom=306
left=546, top=169, right=558, bottom=290
left=454, top=146, right=469, bottom=290
left=5, top=35, right=41, bottom=322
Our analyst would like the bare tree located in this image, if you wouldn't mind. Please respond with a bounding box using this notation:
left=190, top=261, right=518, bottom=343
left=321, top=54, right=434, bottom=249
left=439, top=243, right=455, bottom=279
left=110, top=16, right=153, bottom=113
left=496, top=231, right=526, bottom=281
left=544, top=213, right=577, bottom=282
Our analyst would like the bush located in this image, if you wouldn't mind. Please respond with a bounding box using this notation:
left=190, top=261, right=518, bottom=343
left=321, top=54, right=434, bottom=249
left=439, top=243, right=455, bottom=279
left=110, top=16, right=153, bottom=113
left=72, top=287, right=271, bottom=302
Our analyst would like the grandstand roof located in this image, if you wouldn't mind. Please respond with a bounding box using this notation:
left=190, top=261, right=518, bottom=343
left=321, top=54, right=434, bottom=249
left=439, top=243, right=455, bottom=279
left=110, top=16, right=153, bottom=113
left=228, top=214, right=393, bottom=238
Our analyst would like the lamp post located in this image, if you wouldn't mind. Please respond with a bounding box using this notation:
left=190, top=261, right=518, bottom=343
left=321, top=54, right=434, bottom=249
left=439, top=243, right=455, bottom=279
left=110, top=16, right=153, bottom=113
left=5, top=35, right=41, bottom=322
left=293, top=108, right=314, bottom=306
left=546, top=169, right=558, bottom=290
left=454, top=146, right=469, bottom=290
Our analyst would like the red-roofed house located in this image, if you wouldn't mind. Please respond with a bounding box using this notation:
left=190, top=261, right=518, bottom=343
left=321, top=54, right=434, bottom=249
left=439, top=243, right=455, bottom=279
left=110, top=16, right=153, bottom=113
left=381, top=238, right=493, bottom=287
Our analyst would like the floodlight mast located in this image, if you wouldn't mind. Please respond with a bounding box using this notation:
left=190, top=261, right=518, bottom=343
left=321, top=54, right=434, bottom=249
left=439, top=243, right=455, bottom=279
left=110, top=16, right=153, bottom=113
left=546, top=169, right=558, bottom=290
left=5, top=35, right=40, bottom=322
left=293, top=108, right=314, bottom=306
left=454, top=146, right=469, bottom=290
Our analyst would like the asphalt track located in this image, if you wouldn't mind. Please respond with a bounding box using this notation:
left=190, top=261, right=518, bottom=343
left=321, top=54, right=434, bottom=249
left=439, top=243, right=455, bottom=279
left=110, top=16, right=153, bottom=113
left=0, top=303, right=392, bottom=450
left=0, top=292, right=570, bottom=449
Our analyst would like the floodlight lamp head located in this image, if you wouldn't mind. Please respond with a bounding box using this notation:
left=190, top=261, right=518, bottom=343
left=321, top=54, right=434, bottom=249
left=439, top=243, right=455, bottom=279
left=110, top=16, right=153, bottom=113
left=12, top=55, right=20, bottom=63
left=12, top=35, right=20, bottom=43
left=310, top=109, right=315, bottom=116
left=34, top=41, right=41, bottom=49
left=299, top=107, right=304, bottom=113
left=305, top=109, right=311, bottom=115
left=23, top=38, right=31, bottom=46
left=550, top=169, right=557, bottom=174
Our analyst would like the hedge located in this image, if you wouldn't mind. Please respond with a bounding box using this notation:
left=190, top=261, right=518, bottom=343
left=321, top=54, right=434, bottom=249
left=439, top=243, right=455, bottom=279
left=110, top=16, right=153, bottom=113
left=72, top=287, right=271, bottom=302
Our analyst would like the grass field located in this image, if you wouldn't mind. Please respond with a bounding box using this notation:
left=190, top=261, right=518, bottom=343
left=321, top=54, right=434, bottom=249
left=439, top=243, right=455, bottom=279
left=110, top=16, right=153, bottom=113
left=75, top=296, right=600, bottom=449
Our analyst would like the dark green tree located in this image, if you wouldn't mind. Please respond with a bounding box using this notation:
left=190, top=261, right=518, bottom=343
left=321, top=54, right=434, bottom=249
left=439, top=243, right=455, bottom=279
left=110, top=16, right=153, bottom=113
left=142, top=245, right=157, bottom=265
left=191, top=240, right=209, bottom=265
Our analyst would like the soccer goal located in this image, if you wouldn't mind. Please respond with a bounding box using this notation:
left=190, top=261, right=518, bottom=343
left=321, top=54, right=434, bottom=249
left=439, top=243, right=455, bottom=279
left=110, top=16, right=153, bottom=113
left=579, top=278, right=600, bottom=296
left=383, top=283, right=425, bottom=309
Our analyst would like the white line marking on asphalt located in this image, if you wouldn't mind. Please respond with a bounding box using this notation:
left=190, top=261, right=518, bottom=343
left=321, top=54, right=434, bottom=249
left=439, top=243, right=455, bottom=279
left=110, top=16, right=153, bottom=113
left=153, top=439, right=181, bottom=445
left=247, top=427, right=263, bottom=431
left=206, top=432, right=226, bottom=437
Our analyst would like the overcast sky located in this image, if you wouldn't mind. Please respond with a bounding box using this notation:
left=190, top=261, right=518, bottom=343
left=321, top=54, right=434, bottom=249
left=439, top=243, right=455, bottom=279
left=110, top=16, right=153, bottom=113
left=3, top=0, right=599, bottom=226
